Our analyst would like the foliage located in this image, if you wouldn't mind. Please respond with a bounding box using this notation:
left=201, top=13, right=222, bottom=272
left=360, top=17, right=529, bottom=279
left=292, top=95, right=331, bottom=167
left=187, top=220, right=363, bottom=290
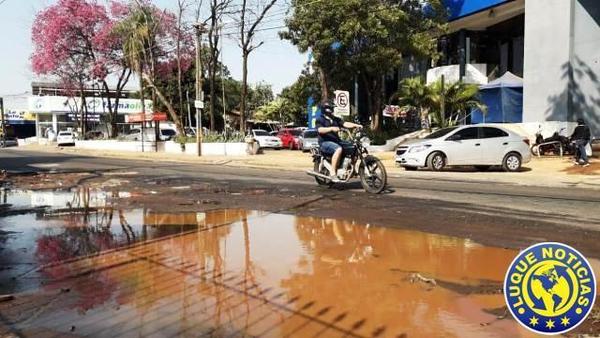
left=392, top=77, right=434, bottom=129
left=281, top=0, right=447, bottom=131
left=276, top=66, right=321, bottom=126
left=31, top=0, right=131, bottom=137
left=429, top=80, right=487, bottom=127
left=393, top=77, right=487, bottom=128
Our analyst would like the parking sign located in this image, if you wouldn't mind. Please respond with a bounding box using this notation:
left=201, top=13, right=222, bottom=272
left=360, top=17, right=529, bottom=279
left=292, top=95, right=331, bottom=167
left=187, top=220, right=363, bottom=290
left=334, top=90, right=350, bottom=116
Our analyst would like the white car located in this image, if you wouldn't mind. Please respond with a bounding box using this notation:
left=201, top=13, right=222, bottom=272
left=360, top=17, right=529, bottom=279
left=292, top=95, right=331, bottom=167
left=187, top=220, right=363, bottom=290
left=56, top=131, right=76, bottom=146
left=395, top=125, right=531, bottom=172
left=252, top=129, right=282, bottom=149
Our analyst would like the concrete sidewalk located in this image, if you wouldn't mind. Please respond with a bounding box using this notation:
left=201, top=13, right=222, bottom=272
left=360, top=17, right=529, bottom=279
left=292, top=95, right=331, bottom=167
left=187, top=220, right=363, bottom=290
left=9, top=143, right=600, bottom=190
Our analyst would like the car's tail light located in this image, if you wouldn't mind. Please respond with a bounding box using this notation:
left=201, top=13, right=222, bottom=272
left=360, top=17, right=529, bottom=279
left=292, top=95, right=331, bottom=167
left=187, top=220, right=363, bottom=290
left=523, top=138, right=530, bottom=146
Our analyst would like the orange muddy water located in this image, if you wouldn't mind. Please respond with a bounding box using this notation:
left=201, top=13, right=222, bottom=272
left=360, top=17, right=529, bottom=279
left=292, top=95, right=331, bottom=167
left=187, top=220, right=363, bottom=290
left=3, top=209, right=597, bottom=337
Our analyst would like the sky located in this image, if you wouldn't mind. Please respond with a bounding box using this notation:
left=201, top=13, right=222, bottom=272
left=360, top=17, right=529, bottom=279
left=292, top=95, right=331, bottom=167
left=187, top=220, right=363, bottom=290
left=0, top=0, right=307, bottom=96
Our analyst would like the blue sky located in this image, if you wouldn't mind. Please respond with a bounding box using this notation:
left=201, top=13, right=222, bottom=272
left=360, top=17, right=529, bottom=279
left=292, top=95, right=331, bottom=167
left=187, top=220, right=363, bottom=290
left=0, top=0, right=306, bottom=96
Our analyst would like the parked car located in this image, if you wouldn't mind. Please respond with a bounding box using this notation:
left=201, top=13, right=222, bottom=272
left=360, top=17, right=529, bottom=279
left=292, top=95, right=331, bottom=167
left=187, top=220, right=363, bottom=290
left=124, top=128, right=176, bottom=141
left=395, top=125, right=531, bottom=172
left=56, top=131, right=76, bottom=146
left=251, top=129, right=282, bottom=149
left=0, top=137, right=18, bottom=148
left=277, top=128, right=302, bottom=150
left=299, top=129, right=319, bottom=152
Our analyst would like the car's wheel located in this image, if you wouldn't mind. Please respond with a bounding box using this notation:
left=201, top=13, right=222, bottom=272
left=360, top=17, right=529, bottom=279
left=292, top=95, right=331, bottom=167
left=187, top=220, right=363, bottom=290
left=475, top=165, right=491, bottom=171
left=404, top=166, right=418, bottom=171
left=427, top=152, right=446, bottom=171
left=502, top=153, right=522, bottom=172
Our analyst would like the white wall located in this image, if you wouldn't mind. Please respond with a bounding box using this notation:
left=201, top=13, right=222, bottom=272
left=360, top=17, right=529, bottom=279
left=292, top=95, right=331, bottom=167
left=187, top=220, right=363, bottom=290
left=571, top=0, right=600, bottom=137
left=523, top=0, right=573, bottom=124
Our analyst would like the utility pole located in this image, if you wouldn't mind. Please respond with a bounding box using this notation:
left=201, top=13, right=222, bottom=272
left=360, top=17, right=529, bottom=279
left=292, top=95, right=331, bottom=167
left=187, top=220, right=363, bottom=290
left=193, top=22, right=207, bottom=157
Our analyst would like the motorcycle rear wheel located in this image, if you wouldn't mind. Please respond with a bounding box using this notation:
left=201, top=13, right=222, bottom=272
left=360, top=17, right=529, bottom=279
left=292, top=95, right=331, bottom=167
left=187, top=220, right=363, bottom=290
left=359, top=156, right=387, bottom=194
left=314, top=161, right=333, bottom=187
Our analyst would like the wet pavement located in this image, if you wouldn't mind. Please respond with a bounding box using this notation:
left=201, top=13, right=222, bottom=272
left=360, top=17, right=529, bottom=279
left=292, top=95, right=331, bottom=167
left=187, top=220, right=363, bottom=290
left=4, top=188, right=595, bottom=337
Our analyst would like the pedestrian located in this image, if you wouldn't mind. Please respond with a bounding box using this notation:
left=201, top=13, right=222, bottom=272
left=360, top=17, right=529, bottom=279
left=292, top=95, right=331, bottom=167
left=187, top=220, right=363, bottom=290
left=570, top=118, right=591, bottom=166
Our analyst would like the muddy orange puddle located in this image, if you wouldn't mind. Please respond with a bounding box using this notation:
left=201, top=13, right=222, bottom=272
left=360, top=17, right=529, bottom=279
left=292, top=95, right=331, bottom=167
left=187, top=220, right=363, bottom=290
left=2, top=210, right=564, bottom=337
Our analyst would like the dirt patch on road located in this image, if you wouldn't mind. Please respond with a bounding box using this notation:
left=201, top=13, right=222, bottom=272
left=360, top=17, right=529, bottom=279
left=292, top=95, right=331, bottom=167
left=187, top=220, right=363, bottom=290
left=562, top=162, right=600, bottom=175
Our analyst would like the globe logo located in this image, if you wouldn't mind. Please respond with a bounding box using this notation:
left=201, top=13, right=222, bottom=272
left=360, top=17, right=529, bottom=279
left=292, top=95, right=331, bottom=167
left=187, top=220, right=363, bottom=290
left=504, top=242, right=596, bottom=335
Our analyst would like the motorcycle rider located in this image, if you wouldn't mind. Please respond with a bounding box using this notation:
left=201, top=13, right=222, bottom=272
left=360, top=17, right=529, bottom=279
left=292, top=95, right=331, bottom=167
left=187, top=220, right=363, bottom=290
left=571, top=118, right=591, bottom=166
left=316, top=102, right=362, bottom=181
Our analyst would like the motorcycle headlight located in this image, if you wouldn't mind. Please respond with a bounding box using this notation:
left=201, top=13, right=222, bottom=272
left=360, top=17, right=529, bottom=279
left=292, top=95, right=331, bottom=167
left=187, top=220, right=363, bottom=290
left=408, top=144, right=431, bottom=153
left=360, top=137, right=371, bottom=147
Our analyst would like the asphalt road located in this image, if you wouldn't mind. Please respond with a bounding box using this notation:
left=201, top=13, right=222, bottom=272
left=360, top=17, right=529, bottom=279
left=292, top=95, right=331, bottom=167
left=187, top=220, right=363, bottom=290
left=3, top=148, right=600, bottom=253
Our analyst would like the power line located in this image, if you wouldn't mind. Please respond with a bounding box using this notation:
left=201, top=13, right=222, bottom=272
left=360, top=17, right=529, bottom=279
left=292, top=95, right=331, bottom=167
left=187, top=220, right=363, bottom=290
left=0, top=0, right=9, bottom=6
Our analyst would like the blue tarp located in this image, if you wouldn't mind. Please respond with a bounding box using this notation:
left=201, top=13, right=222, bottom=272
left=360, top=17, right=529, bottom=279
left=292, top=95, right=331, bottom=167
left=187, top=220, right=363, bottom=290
left=444, top=0, right=510, bottom=20
left=472, top=72, right=523, bottom=123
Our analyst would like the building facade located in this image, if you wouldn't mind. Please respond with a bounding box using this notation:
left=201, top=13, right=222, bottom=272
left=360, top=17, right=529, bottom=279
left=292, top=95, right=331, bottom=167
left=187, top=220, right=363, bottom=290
left=436, top=0, right=600, bottom=135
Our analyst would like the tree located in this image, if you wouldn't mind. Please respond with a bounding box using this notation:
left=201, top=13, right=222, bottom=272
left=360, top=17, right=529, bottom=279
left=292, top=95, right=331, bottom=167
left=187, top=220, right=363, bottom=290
left=31, top=0, right=130, bottom=138
left=235, top=0, right=279, bottom=134
left=392, top=77, right=435, bottom=130
left=206, top=0, right=232, bottom=131
left=277, top=66, right=321, bottom=126
left=114, top=1, right=193, bottom=138
left=392, top=77, right=487, bottom=128
left=429, top=80, right=487, bottom=128
left=282, top=0, right=447, bottom=131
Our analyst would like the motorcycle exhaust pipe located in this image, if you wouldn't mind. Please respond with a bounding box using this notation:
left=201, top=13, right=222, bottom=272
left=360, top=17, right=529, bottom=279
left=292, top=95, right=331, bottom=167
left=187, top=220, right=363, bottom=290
left=306, top=170, right=332, bottom=181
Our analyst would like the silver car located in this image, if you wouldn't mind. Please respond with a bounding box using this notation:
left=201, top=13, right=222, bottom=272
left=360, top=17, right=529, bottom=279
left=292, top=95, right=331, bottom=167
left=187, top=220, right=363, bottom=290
left=299, top=129, right=319, bottom=152
left=395, top=124, right=532, bottom=172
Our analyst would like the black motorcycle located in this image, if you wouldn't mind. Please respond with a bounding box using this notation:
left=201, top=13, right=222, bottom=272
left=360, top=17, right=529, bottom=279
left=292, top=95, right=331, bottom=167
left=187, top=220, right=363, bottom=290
left=306, top=129, right=388, bottom=194
left=532, top=127, right=575, bottom=157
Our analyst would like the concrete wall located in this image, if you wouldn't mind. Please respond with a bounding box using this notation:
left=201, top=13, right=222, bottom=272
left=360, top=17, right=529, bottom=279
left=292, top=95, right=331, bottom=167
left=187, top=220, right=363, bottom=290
left=74, top=140, right=248, bottom=156
left=522, top=0, right=572, bottom=124
left=523, top=0, right=600, bottom=138
left=570, top=0, right=600, bottom=137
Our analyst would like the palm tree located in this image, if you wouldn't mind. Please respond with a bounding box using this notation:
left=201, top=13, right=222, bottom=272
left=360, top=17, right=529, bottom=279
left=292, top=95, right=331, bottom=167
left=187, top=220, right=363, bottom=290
left=429, top=80, right=487, bottom=128
left=113, top=4, right=186, bottom=147
left=391, top=77, right=435, bottom=130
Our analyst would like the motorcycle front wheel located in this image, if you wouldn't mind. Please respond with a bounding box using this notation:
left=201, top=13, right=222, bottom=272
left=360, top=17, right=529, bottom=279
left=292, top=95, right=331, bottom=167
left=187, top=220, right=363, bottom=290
left=359, top=156, right=387, bottom=194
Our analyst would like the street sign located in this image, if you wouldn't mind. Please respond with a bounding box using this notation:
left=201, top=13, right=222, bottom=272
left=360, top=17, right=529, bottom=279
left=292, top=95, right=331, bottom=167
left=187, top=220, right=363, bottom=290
left=334, top=90, right=350, bottom=116
left=194, top=100, right=204, bottom=109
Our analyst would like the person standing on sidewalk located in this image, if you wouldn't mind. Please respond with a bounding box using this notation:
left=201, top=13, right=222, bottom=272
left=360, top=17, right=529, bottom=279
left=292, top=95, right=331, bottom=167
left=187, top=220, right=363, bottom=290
left=571, top=118, right=591, bottom=166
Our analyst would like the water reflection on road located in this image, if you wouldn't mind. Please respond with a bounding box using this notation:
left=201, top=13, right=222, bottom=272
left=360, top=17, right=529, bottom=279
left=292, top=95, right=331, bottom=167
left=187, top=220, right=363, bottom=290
left=0, top=203, right=545, bottom=337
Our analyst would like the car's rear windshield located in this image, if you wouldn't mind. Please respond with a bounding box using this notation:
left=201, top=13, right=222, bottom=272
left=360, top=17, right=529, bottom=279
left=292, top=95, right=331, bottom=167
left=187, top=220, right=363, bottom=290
left=59, top=132, right=72, bottom=136
left=303, top=131, right=318, bottom=138
left=290, top=130, right=302, bottom=136
left=254, top=130, right=269, bottom=136
left=161, top=129, right=176, bottom=136
left=425, top=127, right=458, bottom=139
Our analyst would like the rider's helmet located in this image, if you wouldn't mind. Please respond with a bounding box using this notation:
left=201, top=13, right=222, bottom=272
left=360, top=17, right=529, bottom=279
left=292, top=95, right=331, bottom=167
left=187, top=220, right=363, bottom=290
left=321, top=102, right=335, bottom=116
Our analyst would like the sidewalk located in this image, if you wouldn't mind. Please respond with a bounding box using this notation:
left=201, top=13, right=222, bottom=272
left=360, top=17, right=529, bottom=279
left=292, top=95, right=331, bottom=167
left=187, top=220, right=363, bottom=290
left=11, top=143, right=600, bottom=190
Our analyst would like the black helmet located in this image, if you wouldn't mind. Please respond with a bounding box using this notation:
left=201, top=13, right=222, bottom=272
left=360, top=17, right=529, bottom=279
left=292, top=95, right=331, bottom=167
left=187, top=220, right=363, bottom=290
left=577, top=118, right=585, bottom=125
left=321, top=102, right=334, bottom=115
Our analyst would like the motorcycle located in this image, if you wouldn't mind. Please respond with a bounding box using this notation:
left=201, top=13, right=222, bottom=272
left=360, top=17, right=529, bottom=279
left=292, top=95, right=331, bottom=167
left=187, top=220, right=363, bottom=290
left=306, top=129, right=388, bottom=194
left=531, top=127, right=575, bottom=157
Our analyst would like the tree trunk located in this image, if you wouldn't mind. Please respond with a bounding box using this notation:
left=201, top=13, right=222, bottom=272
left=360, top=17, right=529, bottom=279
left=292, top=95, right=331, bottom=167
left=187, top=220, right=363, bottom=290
left=318, top=66, right=329, bottom=102
left=364, top=76, right=383, bottom=131
left=240, top=51, right=249, bottom=134
left=143, top=73, right=186, bottom=138
left=209, top=65, right=216, bottom=131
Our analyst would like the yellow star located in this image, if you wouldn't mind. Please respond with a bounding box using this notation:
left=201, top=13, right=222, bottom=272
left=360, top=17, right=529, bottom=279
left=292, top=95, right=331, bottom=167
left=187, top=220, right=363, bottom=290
left=529, top=316, right=539, bottom=326
left=546, top=319, right=555, bottom=329
left=561, top=316, right=570, bottom=326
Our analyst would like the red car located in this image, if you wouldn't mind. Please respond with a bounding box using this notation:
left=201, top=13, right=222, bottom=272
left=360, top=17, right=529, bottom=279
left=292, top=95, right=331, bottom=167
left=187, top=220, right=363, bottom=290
left=276, top=129, right=302, bottom=150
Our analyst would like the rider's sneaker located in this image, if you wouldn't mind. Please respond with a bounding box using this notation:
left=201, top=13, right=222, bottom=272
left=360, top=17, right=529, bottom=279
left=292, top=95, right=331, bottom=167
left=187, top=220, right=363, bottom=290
left=329, top=174, right=340, bottom=183
left=583, top=162, right=590, bottom=167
